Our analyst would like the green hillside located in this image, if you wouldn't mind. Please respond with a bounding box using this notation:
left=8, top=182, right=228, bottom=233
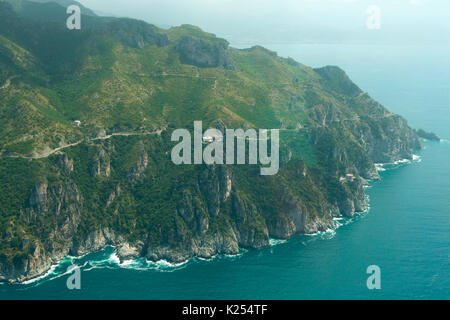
left=0, top=0, right=422, bottom=283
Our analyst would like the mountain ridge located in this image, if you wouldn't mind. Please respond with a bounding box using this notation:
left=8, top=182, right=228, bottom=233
left=0, top=0, right=423, bottom=283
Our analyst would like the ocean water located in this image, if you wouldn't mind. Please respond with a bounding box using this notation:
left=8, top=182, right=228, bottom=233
left=1, top=44, right=449, bottom=300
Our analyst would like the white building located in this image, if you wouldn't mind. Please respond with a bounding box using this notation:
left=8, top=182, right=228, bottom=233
left=345, top=174, right=355, bottom=182
left=73, top=120, right=81, bottom=127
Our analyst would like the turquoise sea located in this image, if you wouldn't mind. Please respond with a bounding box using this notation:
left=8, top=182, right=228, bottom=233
left=1, top=43, right=449, bottom=300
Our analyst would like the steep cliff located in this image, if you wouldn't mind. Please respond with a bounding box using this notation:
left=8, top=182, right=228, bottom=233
left=0, top=0, right=423, bottom=283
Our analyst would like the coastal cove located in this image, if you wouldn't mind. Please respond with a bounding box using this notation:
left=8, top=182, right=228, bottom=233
left=1, top=142, right=448, bottom=299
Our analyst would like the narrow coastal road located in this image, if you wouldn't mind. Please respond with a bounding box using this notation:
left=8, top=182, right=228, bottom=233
left=1, top=129, right=164, bottom=160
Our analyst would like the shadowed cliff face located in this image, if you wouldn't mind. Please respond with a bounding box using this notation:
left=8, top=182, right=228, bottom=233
left=175, top=36, right=235, bottom=69
left=0, top=0, right=423, bottom=283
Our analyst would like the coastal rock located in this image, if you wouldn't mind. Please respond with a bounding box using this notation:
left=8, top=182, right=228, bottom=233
left=116, top=241, right=144, bottom=262
left=415, top=129, right=440, bottom=141
left=232, top=193, right=269, bottom=248
left=198, top=166, right=231, bottom=217
left=177, top=189, right=209, bottom=235
left=71, top=228, right=120, bottom=256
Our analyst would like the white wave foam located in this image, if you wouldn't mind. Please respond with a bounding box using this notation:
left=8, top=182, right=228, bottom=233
left=224, top=251, right=246, bottom=259
left=412, top=154, right=422, bottom=163
left=14, top=193, right=375, bottom=285
left=21, top=264, right=58, bottom=285
left=376, top=154, right=423, bottom=171
left=318, top=228, right=337, bottom=239
left=394, top=158, right=411, bottom=165
left=87, top=252, right=120, bottom=267
left=269, top=238, right=287, bottom=246
left=155, top=259, right=189, bottom=268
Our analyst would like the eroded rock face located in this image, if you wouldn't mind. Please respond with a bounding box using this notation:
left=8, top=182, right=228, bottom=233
left=116, top=241, right=144, bottom=261
left=57, top=154, right=74, bottom=173
left=0, top=180, right=84, bottom=283
left=358, top=115, right=423, bottom=164
left=101, top=19, right=170, bottom=49
left=106, top=185, right=121, bottom=208
left=175, top=36, right=235, bottom=69
left=177, top=189, right=209, bottom=236
left=232, top=193, right=269, bottom=248
left=27, top=181, right=82, bottom=229
left=71, top=228, right=120, bottom=257
left=265, top=186, right=333, bottom=239
left=127, top=152, right=149, bottom=182
left=198, top=166, right=232, bottom=217
left=91, top=149, right=111, bottom=177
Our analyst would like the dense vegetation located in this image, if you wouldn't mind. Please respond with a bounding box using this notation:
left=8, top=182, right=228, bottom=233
left=0, top=0, right=422, bottom=280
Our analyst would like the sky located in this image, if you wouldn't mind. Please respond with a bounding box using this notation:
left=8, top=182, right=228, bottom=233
left=77, top=0, right=450, bottom=45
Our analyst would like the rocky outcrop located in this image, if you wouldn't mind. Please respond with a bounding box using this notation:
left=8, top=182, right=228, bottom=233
left=198, top=166, right=232, bottom=217
left=357, top=114, right=422, bottom=164
left=231, top=193, right=269, bottom=248
left=0, top=243, right=64, bottom=284
left=57, top=154, right=74, bottom=173
left=90, top=148, right=111, bottom=177
left=116, top=241, right=144, bottom=261
left=145, top=233, right=240, bottom=263
left=265, top=185, right=334, bottom=238
left=126, top=151, right=149, bottom=182
left=314, top=66, right=362, bottom=97
left=106, top=185, right=121, bottom=208
left=0, top=180, right=83, bottom=283
left=70, top=228, right=120, bottom=256
left=415, top=129, right=440, bottom=141
left=101, top=19, right=170, bottom=49
left=177, top=189, right=209, bottom=236
left=27, top=181, right=82, bottom=228
left=175, top=36, right=235, bottom=69
left=243, top=45, right=278, bottom=57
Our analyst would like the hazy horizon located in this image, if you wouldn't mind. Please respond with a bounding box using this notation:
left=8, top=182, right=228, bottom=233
left=77, top=0, right=450, bottom=46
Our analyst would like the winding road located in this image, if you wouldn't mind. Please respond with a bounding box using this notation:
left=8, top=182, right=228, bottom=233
left=1, top=129, right=164, bottom=160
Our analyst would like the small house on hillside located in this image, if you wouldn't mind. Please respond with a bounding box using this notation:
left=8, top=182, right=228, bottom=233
left=340, top=174, right=356, bottom=183
left=345, top=174, right=355, bottom=182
